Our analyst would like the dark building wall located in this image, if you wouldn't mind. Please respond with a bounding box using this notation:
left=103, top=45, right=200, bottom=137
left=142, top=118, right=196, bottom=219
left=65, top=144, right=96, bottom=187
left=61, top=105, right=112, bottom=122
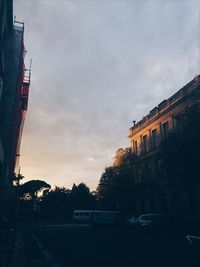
left=0, top=0, right=30, bottom=223
left=0, top=0, right=13, bottom=77
left=0, top=25, right=25, bottom=186
left=0, top=0, right=14, bottom=182
left=0, top=0, right=27, bottom=186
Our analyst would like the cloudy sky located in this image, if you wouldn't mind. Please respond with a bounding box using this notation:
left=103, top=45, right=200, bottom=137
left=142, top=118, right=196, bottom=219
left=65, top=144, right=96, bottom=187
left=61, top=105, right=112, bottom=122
left=14, top=0, right=199, bottom=190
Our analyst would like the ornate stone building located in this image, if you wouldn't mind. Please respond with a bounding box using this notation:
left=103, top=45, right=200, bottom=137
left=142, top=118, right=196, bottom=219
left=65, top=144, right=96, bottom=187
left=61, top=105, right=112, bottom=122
left=128, top=75, right=200, bottom=218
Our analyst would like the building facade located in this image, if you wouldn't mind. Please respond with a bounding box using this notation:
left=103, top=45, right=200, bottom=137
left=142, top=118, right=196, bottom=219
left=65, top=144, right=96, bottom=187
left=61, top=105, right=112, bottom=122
left=0, top=0, right=30, bottom=220
left=128, top=75, right=200, bottom=219
left=0, top=0, right=13, bottom=179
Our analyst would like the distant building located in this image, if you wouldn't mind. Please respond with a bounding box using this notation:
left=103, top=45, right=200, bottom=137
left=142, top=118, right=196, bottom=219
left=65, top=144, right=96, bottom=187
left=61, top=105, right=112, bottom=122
left=0, top=0, right=31, bottom=218
left=128, top=75, right=200, bottom=218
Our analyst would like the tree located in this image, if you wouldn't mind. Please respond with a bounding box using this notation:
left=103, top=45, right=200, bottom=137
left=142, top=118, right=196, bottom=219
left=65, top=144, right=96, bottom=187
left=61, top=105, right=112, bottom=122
left=97, top=148, right=138, bottom=215
left=39, top=183, right=97, bottom=221
left=114, top=147, right=138, bottom=167
left=40, top=186, right=72, bottom=220
left=21, top=180, right=51, bottom=200
left=71, top=183, right=97, bottom=210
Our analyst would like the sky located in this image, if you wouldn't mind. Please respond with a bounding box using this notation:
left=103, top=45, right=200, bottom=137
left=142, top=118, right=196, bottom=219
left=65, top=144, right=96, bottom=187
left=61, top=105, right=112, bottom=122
left=14, top=0, right=200, bottom=190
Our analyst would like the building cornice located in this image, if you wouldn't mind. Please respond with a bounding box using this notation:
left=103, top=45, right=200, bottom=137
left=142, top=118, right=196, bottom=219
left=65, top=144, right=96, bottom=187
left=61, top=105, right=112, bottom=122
left=129, top=76, right=200, bottom=138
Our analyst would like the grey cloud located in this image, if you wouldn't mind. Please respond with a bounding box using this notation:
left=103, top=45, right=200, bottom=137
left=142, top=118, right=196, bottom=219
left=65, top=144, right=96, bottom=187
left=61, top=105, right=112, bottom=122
left=14, top=0, right=199, bottom=190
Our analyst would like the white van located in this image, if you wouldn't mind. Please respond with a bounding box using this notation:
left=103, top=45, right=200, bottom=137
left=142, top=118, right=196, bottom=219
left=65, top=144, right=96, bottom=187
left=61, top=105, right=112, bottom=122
left=73, top=210, right=125, bottom=226
left=73, top=210, right=93, bottom=223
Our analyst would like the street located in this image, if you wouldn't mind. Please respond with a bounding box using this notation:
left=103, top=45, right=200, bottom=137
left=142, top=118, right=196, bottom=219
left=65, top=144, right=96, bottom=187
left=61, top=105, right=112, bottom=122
left=22, top=224, right=199, bottom=267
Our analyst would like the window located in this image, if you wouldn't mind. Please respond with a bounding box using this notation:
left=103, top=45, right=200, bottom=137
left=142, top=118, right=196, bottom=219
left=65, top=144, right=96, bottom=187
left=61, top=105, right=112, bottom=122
left=146, top=162, right=152, bottom=177
left=162, top=122, right=169, bottom=139
left=151, top=129, right=158, bottom=149
left=153, top=158, right=162, bottom=179
left=173, top=115, right=180, bottom=130
left=142, top=135, right=147, bottom=153
left=140, top=136, right=143, bottom=154
left=134, top=141, right=138, bottom=155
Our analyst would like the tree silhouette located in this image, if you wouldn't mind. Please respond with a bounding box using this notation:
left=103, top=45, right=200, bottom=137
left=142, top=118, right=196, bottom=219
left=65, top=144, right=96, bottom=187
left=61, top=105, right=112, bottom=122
left=71, top=183, right=97, bottom=210
left=97, top=148, right=137, bottom=215
left=39, top=183, right=97, bottom=221
left=21, top=180, right=51, bottom=200
left=40, top=186, right=71, bottom=220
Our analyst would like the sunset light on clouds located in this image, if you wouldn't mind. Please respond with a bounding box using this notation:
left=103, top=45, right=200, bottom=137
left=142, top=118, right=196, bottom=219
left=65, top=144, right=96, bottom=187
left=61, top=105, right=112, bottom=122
left=14, top=0, right=199, bottom=190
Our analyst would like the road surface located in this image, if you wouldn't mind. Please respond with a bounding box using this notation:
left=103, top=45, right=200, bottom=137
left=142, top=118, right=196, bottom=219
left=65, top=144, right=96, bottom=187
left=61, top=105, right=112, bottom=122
left=22, top=223, right=198, bottom=267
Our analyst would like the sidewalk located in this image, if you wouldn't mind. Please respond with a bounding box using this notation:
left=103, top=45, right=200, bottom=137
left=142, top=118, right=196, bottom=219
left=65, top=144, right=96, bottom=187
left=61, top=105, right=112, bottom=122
left=7, top=226, right=26, bottom=267
left=0, top=223, right=26, bottom=267
left=1, top=222, right=55, bottom=267
left=0, top=228, right=9, bottom=267
left=22, top=226, right=55, bottom=267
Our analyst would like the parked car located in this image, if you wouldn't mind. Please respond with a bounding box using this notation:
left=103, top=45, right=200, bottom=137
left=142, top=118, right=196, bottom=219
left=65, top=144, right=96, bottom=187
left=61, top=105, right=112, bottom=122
left=135, top=214, right=169, bottom=234
left=127, top=216, right=137, bottom=227
left=186, top=235, right=200, bottom=246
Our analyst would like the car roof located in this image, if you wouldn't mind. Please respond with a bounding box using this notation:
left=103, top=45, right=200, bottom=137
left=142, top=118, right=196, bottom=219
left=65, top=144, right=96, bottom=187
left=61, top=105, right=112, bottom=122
left=139, top=214, right=164, bottom=217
